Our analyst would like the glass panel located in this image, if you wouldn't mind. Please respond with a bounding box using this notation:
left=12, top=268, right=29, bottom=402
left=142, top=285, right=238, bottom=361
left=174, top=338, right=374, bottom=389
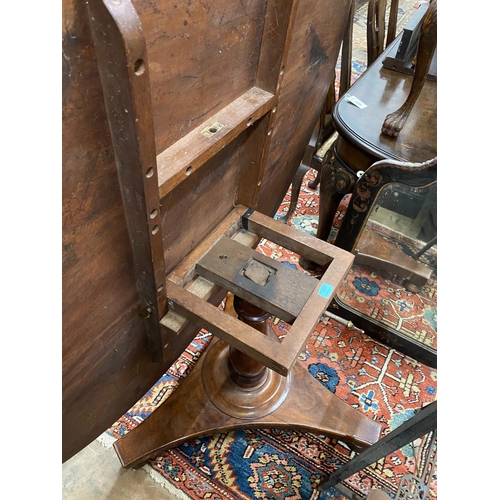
left=370, top=182, right=437, bottom=248
left=334, top=181, right=437, bottom=354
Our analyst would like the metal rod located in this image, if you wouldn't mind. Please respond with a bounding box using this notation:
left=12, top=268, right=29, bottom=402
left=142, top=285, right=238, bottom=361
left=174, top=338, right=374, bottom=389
left=318, top=401, right=437, bottom=492
left=413, top=235, right=437, bottom=259
left=323, top=311, right=365, bottom=334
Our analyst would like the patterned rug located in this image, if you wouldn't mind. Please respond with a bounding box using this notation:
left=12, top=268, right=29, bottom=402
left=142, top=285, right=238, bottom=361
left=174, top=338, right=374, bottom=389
left=104, top=168, right=438, bottom=500
left=334, top=222, right=437, bottom=352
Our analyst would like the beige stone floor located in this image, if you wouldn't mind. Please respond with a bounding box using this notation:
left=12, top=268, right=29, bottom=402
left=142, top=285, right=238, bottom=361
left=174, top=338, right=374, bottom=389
left=60, top=435, right=385, bottom=500
left=61, top=435, right=372, bottom=500
left=62, top=436, right=183, bottom=499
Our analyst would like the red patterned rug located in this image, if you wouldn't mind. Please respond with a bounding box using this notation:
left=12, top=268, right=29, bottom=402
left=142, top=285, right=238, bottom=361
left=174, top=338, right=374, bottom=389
left=103, top=167, right=438, bottom=500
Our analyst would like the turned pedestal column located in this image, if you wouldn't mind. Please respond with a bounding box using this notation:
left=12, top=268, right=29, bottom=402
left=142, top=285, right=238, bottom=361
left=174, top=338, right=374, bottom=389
left=113, top=296, right=381, bottom=468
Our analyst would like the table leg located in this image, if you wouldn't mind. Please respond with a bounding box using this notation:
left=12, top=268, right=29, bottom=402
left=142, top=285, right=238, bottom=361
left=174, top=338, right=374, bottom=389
left=381, top=0, right=437, bottom=137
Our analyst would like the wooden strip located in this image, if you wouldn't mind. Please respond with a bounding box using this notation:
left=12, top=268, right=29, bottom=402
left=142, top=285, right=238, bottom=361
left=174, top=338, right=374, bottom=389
left=160, top=285, right=228, bottom=365
left=246, top=210, right=339, bottom=265
left=160, top=277, right=216, bottom=333
left=249, top=0, right=300, bottom=207
left=157, top=87, right=275, bottom=199
left=230, top=1, right=297, bottom=208
left=237, top=112, right=273, bottom=208
left=282, top=250, right=354, bottom=359
left=87, top=0, right=167, bottom=362
left=196, top=237, right=318, bottom=323
left=166, top=283, right=296, bottom=376
left=255, top=0, right=295, bottom=93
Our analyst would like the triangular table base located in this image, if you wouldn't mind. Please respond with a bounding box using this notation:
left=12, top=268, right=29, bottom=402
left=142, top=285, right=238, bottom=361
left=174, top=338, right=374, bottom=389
left=114, top=337, right=381, bottom=469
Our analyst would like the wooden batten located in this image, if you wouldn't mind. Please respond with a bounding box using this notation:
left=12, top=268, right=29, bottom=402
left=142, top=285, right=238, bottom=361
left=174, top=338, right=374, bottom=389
left=255, top=1, right=297, bottom=93
left=282, top=251, right=354, bottom=361
left=86, top=0, right=168, bottom=362
left=166, top=282, right=296, bottom=376
left=157, top=87, right=276, bottom=199
left=244, top=0, right=299, bottom=207
left=245, top=210, right=339, bottom=266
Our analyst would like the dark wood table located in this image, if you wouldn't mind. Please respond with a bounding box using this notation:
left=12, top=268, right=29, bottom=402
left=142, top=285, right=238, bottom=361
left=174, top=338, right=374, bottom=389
left=63, top=0, right=382, bottom=466
left=316, top=33, right=437, bottom=242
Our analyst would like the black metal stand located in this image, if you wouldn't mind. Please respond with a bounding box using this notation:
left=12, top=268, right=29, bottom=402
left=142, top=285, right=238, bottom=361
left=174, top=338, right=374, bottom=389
left=318, top=400, right=437, bottom=492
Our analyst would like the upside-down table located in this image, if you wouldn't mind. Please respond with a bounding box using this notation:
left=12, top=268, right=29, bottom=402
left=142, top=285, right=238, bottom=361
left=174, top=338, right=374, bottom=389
left=62, top=0, right=381, bottom=467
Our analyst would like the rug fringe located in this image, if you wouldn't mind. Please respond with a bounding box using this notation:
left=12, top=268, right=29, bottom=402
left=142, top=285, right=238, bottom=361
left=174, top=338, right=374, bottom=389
left=144, top=464, right=192, bottom=500
left=95, top=431, right=117, bottom=449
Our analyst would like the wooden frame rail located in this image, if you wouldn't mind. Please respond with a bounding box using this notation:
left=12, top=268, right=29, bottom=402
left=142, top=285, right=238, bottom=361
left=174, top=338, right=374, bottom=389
left=162, top=206, right=354, bottom=377
left=157, top=88, right=276, bottom=198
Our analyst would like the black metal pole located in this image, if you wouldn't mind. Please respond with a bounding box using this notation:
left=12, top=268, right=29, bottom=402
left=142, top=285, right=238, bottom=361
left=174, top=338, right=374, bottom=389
left=318, top=401, right=437, bottom=492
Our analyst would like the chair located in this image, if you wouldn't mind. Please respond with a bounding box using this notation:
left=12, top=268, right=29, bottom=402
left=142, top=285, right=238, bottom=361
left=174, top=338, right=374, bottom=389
left=279, top=0, right=403, bottom=224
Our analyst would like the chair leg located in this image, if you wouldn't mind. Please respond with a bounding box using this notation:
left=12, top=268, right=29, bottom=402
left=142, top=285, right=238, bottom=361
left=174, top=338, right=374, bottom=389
left=277, top=162, right=310, bottom=224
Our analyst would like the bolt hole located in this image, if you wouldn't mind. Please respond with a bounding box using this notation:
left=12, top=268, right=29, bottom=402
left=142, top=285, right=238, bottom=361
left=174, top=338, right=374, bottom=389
left=146, top=167, right=154, bottom=178
left=186, top=166, right=193, bottom=175
left=134, top=58, right=145, bottom=75
left=149, top=209, right=158, bottom=219
left=247, top=117, right=254, bottom=126
left=208, top=127, right=218, bottom=133
left=152, top=225, right=159, bottom=235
